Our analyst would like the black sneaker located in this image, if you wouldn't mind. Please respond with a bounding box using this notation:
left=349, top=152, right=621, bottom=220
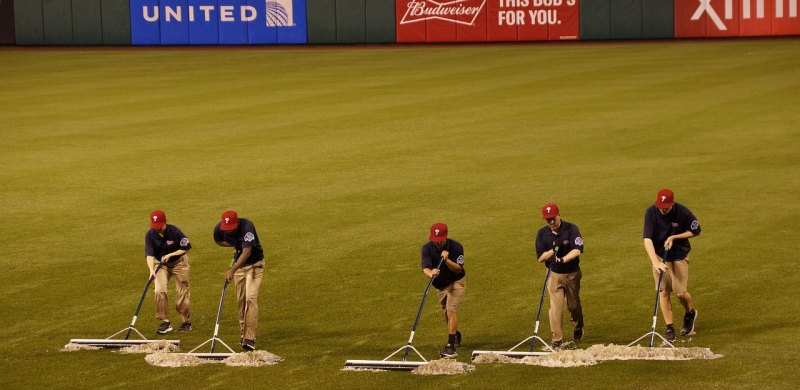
left=156, top=321, right=173, bottom=334
left=440, top=344, right=457, bottom=357
left=573, top=328, right=584, bottom=341
left=550, top=340, right=563, bottom=351
left=179, top=322, right=192, bottom=332
left=681, top=309, right=697, bottom=336
left=665, top=325, right=676, bottom=342
left=242, top=339, right=256, bottom=351
left=455, top=331, right=462, bottom=347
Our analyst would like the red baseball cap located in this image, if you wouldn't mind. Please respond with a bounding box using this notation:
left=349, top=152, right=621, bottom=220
left=150, top=210, right=166, bottom=229
left=541, top=203, right=560, bottom=219
left=429, top=222, right=448, bottom=242
left=654, top=189, right=675, bottom=208
left=220, top=210, right=239, bottom=231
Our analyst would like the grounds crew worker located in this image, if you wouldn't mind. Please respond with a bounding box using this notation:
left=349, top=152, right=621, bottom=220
left=145, top=210, right=192, bottom=334
left=643, top=188, right=700, bottom=342
left=535, top=204, right=584, bottom=350
left=421, top=222, right=465, bottom=357
left=214, top=210, right=265, bottom=351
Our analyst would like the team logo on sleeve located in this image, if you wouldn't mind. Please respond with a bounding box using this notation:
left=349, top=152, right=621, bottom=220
left=456, top=255, right=465, bottom=265
left=575, top=237, right=583, bottom=246
left=244, top=232, right=255, bottom=242
left=691, top=220, right=699, bottom=230
left=180, top=238, right=189, bottom=247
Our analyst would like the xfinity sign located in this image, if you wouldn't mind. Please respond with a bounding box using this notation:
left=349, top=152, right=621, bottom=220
left=131, top=0, right=307, bottom=45
left=692, top=0, right=798, bottom=31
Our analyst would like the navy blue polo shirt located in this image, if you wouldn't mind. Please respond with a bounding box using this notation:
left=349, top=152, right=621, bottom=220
left=535, top=220, right=584, bottom=274
left=421, top=239, right=465, bottom=290
left=213, top=218, right=264, bottom=265
left=145, top=224, right=191, bottom=266
left=643, top=203, right=701, bottom=261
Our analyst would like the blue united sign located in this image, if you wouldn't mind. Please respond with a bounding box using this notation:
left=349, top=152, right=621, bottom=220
left=131, top=0, right=307, bottom=45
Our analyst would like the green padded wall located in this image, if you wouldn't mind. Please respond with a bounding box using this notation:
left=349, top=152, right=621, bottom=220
left=43, top=0, right=73, bottom=45
left=14, top=0, right=43, bottom=44
left=642, top=0, right=673, bottom=39
left=580, top=0, right=611, bottom=40
left=101, top=0, right=130, bottom=45
left=307, top=0, right=337, bottom=44
left=365, top=0, right=394, bottom=43
left=0, top=0, right=15, bottom=43
left=610, top=0, right=642, bottom=39
left=72, top=0, right=101, bottom=44
left=336, top=0, right=365, bottom=43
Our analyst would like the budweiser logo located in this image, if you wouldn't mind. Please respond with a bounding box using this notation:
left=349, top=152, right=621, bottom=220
left=400, top=0, right=487, bottom=25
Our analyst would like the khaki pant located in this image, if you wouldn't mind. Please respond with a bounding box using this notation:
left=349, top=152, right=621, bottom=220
left=653, top=258, right=689, bottom=294
left=234, top=260, right=264, bottom=341
left=436, top=278, right=466, bottom=313
left=154, top=255, right=191, bottom=323
left=547, top=269, right=583, bottom=343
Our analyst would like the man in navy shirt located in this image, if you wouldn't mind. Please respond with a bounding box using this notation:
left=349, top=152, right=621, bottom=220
left=421, top=222, right=465, bottom=357
left=643, top=189, right=701, bottom=341
left=535, top=204, right=584, bottom=349
left=144, top=210, right=192, bottom=334
left=214, top=210, right=265, bottom=351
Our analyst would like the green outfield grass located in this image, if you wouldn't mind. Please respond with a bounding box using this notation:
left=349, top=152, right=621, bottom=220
left=1, top=38, right=798, bottom=389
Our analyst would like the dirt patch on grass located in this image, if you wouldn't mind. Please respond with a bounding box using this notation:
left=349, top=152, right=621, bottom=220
left=224, top=351, right=283, bottom=367
left=61, top=343, right=101, bottom=352
left=145, top=352, right=216, bottom=367
left=144, top=351, right=283, bottom=367
left=474, top=344, right=722, bottom=367
left=412, top=358, right=475, bottom=375
left=118, top=340, right=180, bottom=354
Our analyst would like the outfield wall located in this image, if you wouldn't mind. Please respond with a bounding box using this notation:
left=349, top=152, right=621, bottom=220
left=1, top=0, right=798, bottom=45
left=0, top=0, right=14, bottom=44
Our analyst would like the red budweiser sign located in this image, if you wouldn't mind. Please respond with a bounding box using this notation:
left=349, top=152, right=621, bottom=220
left=400, top=0, right=487, bottom=26
left=396, top=0, right=580, bottom=43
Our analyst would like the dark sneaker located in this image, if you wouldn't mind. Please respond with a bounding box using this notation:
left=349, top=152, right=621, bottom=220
left=179, top=322, right=192, bottom=332
left=681, top=309, right=697, bottom=336
left=665, top=325, right=676, bottom=342
left=455, top=331, right=462, bottom=347
left=242, top=339, right=256, bottom=351
left=573, top=328, right=584, bottom=341
left=440, top=344, right=457, bottom=357
left=550, top=340, right=563, bottom=351
left=156, top=321, right=173, bottom=334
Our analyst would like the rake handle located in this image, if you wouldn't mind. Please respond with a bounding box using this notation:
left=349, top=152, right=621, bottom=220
left=210, top=278, right=231, bottom=353
left=403, top=255, right=446, bottom=361
left=211, top=256, right=238, bottom=353
left=649, top=249, right=668, bottom=347
left=125, top=261, right=163, bottom=340
left=531, top=247, right=557, bottom=352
